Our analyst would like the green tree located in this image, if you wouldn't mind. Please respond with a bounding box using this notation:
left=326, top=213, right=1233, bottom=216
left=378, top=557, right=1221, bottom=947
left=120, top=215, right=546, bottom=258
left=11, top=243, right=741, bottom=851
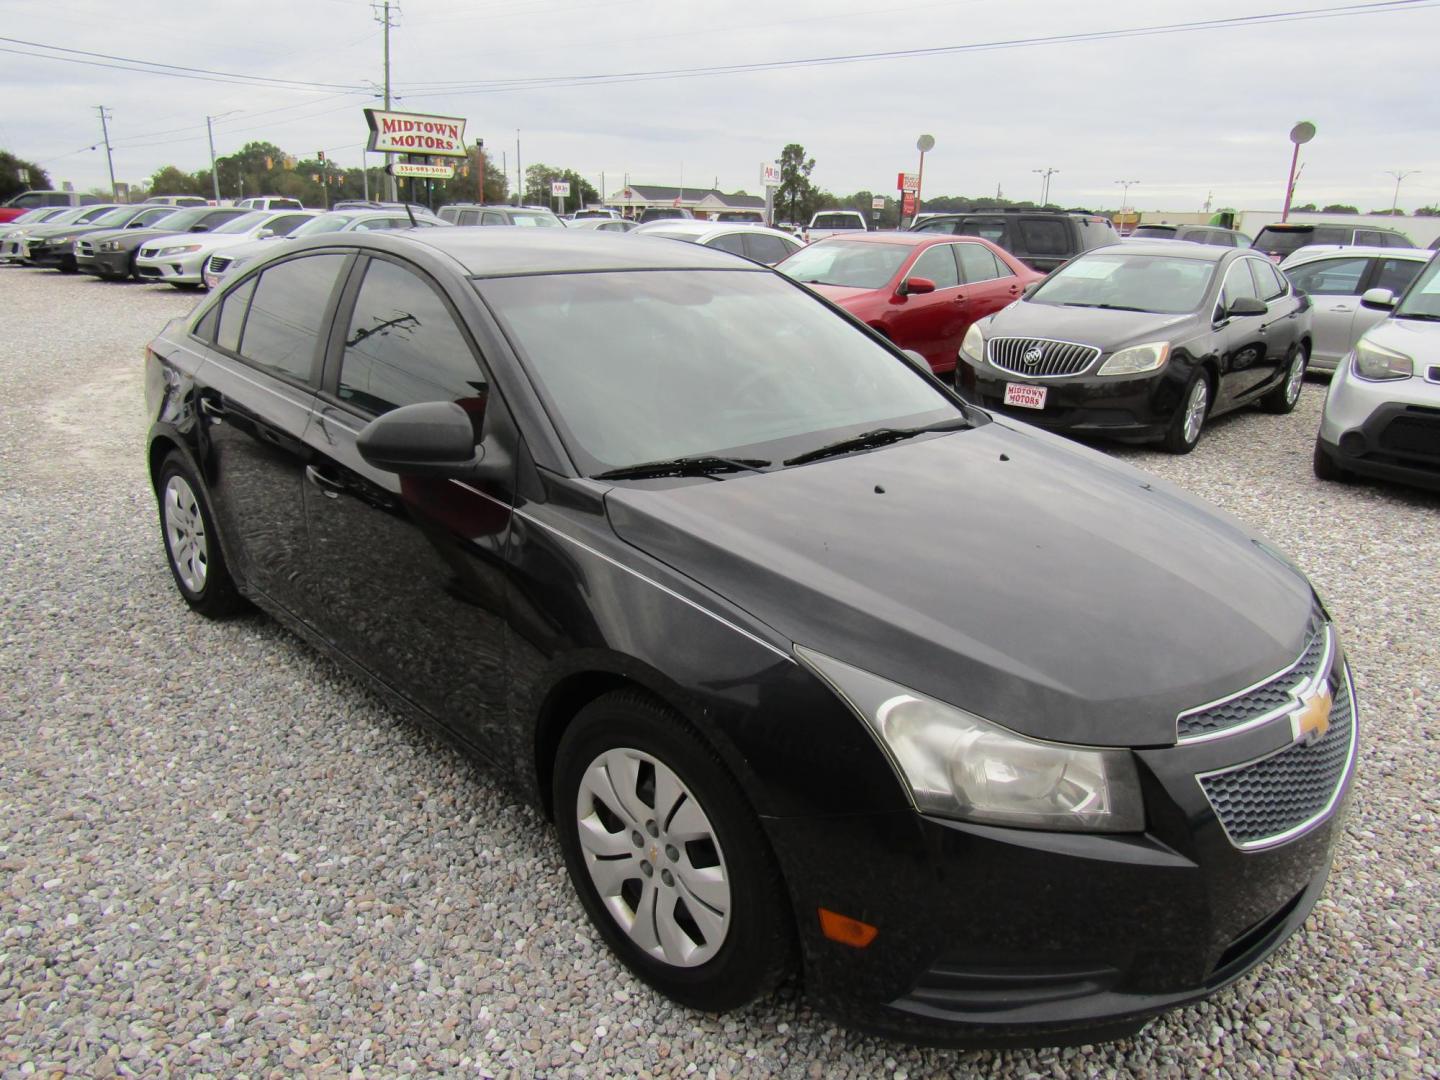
left=1321, top=204, right=1358, bottom=214
left=0, top=151, right=52, bottom=201
left=148, top=164, right=205, bottom=197
left=438, top=148, right=509, bottom=205
left=1291, top=202, right=1317, bottom=212
left=521, top=163, right=598, bottom=210
left=1414, top=205, right=1440, bottom=217
left=777, top=143, right=816, bottom=224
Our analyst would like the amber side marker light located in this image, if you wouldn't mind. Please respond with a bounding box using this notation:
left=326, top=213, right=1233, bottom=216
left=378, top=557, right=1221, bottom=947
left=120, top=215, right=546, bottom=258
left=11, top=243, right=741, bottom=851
left=818, top=908, right=879, bottom=948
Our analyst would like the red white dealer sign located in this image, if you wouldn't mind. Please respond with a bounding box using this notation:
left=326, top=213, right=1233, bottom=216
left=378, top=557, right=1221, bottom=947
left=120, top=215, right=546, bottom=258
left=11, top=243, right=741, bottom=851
left=364, top=108, right=469, bottom=158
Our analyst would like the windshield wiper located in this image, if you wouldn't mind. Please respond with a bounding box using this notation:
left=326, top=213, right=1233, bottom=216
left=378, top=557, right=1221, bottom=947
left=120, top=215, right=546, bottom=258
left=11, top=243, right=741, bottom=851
left=592, top=455, right=771, bottom=481
left=1061, top=302, right=1151, bottom=312
left=783, top=418, right=970, bottom=467
left=1396, top=311, right=1440, bottom=321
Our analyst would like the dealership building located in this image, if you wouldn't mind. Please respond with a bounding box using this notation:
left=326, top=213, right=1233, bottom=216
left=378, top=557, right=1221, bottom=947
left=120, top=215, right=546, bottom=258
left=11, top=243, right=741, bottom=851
left=603, top=184, right=767, bottom=219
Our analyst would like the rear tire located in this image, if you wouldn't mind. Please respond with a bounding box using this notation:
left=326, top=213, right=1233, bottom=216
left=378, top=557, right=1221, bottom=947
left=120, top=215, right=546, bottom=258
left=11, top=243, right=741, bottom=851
left=1313, top=440, right=1351, bottom=483
left=1163, top=371, right=1210, bottom=454
left=156, top=452, right=247, bottom=618
left=553, top=691, right=793, bottom=1012
left=1262, top=344, right=1307, bottom=414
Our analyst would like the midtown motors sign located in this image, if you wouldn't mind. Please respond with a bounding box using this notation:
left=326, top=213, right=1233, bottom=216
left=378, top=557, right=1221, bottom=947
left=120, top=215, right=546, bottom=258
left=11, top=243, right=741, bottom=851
left=364, top=108, right=469, bottom=158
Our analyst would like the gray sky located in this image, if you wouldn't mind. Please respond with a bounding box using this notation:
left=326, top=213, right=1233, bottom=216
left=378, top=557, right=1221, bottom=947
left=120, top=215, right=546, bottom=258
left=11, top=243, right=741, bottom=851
left=5, top=0, right=1439, bottom=212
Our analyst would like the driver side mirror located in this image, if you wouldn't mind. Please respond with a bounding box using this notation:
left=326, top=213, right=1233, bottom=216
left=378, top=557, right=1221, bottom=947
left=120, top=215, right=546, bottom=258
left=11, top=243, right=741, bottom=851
left=1226, top=296, right=1267, bottom=318
left=357, top=401, right=485, bottom=477
left=255, top=228, right=275, bottom=240
left=900, top=277, right=936, bottom=296
left=1360, top=287, right=1396, bottom=311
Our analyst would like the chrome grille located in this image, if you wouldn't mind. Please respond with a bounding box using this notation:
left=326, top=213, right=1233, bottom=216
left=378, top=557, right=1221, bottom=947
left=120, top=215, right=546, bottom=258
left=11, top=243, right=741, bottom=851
left=988, top=337, right=1100, bottom=378
left=1199, top=670, right=1355, bottom=850
left=206, top=254, right=232, bottom=275
left=1178, top=610, right=1329, bottom=742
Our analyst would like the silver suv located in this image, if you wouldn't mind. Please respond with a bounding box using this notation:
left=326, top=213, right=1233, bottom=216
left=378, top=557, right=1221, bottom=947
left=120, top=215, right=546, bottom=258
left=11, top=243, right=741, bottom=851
left=1314, top=253, right=1440, bottom=489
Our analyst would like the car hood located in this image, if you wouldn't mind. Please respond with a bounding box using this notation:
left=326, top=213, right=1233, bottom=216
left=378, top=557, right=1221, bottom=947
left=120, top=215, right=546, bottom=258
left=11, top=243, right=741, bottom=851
left=210, top=236, right=289, bottom=263
left=604, top=420, right=1314, bottom=747
left=1359, top=314, right=1440, bottom=360
left=805, top=283, right=881, bottom=307
left=99, top=226, right=191, bottom=251
left=984, top=302, right=1199, bottom=352
left=141, top=231, right=254, bottom=254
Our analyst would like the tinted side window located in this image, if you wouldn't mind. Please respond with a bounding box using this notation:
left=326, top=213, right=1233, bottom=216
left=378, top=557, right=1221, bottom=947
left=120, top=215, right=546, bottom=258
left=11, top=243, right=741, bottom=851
left=1285, top=256, right=1369, bottom=296
left=707, top=233, right=748, bottom=256
left=1248, top=259, right=1287, bottom=300
left=1311, top=226, right=1350, bottom=245
left=910, top=245, right=960, bottom=289
left=1221, top=260, right=1261, bottom=306
left=481, top=213, right=505, bottom=226
left=1374, top=257, right=1424, bottom=294
left=958, top=218, right=1007, bottom=245
left=1017, top=218, right=1070, bottom=256
left=743, top=234, right=795, bottom=264
left=1353, top=230, right=1386, bottom=246
left=1384, top=231, right=1413, bottom=248
left=338, top=259, right=487, bottom=416
left=217, top=277, right=258, bottom=353
left=956, top=242, right=1001, bottom=283
left=238, top=255, right=346, bottom=382
left=458, top=210, right=481, bottom=226
left=266, top=214, right=310, bottom=236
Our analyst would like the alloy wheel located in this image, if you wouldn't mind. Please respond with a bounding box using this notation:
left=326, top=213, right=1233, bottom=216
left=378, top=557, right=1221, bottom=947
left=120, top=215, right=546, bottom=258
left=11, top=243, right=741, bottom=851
left=163, top=474, right=209, bottom=594
left=574, top=747, right=731, bottom=968
left=1285, top=350, right=1305, bottom=406
left=1183, top=378, right=1208, bottom=446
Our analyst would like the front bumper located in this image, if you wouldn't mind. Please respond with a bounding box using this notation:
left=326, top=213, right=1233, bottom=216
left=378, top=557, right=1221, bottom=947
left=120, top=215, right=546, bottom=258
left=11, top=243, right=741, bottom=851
left=0, top=237, right=30, bottom=262
left=765, top=653, right=1356, bottom=1047
left=29, top=243, right=76, bottom=270
left=76, top=244, right=137, bottom=277
left=1317, top=357, right=1440, bottom=490
left=964, top=359, right=1186, bottom=443
left=135, top=249, right=208, bottom=285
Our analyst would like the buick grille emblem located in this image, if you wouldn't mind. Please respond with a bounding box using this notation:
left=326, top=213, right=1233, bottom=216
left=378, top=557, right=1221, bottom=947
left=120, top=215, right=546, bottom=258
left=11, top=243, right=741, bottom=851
left=1022, top=346, right=1044, bottom=366
left=1289, top=684, right=1333, bottom=746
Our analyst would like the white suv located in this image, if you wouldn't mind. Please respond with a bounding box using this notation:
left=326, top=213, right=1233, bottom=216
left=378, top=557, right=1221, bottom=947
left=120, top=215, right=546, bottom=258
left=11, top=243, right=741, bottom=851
left=1315, top=254, right=1440, bottom=490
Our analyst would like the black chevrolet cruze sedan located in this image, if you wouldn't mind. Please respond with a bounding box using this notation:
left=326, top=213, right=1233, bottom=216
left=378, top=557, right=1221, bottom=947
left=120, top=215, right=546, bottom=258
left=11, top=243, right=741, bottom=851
left=957, top=240, right=1313, bottom=452
left=144, top=229, right=1355, bottom=1046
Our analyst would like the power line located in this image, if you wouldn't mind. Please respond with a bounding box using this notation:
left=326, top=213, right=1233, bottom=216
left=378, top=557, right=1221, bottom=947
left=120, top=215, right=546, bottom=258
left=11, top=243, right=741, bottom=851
left=397, top=0, right=1438, bottom=97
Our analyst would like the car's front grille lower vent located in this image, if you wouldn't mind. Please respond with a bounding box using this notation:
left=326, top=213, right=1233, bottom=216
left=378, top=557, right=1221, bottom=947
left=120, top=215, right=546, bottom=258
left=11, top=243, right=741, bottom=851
left=76, top=241, right=94, bottom=256
left=140, top=246, right=158, bottom=258
left=206, top=255, right=232, bottom=275
left=987, top=337, right=1100, bottom=378
left=1178, top=611, right=1329, bottom=741
left=1198, top=670, right=1355, bottom=850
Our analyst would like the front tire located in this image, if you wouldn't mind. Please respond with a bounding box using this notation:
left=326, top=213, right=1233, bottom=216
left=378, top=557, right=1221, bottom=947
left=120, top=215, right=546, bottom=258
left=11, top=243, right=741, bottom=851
left=1262, top=344, right=1307, bottom=414
left=553, top=691, right=793, bottom=1012
left=1163, top=370, right=1210, bottom=454
left=156, top=452, right=246, bottom=618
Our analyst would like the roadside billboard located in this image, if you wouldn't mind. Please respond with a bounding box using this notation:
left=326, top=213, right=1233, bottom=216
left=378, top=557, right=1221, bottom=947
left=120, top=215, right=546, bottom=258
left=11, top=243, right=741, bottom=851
left=364, top=109, right=469, bottom=157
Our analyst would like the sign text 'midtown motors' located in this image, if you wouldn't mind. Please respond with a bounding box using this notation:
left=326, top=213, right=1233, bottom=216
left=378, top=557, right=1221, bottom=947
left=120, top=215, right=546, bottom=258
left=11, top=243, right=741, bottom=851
left=364, top=108, right=469, bottom=158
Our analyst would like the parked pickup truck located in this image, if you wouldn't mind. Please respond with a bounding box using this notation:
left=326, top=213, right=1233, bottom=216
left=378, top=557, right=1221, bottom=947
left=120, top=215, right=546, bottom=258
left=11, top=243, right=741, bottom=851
left=0, top=190, right=104, bottom=225
left=805, top=209, right=870, bottom=242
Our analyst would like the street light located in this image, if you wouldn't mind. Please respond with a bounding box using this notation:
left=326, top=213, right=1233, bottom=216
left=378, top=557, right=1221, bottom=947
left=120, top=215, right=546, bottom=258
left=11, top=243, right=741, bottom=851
left=1033, top=167, right=1058, bottom=206
left=1115, top=179, right=1139, bottom=228
left=1385, top=169, right=1419, bottom=214
left=1282, top=122, right=1316, bottom=221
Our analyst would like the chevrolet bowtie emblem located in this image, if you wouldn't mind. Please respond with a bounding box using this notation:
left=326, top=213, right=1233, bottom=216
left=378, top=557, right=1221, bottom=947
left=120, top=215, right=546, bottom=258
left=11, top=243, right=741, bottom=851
left=1289, top=683, right=1333, bottom=746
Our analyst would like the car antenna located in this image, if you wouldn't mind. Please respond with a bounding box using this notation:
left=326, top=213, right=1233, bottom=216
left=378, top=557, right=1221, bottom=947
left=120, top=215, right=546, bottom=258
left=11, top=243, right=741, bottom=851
left=403, top=202, right=419, bottom=228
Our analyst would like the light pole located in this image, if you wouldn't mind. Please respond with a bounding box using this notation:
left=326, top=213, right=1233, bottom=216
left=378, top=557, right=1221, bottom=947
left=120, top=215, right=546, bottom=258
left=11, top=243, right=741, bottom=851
left=914, top=134, right=935, bottom=224
left=1115, top=179, right=1139, bottom=229
left=1281, top=121, right=1316, bottom=221
left=1033, top=167, right=1058, bottom=206
left=1385, top=170, right=1419, bottom=214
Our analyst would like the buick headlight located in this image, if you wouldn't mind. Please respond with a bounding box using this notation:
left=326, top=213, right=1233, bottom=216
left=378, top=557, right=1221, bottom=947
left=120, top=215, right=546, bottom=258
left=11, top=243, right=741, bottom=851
left=798, top=647, right=1144, bottom=832
left=1097, top=341, right=1170, bottom=376
left=1353, top=339, right=1412, bottom=382
left=157, top=244, right=202, bottom=257
left=959, top=323, right=985, bottom=365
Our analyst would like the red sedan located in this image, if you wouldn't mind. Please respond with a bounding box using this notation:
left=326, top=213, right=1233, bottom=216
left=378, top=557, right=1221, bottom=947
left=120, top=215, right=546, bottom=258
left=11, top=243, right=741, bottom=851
left=777, top=233, right=1043, bottom=377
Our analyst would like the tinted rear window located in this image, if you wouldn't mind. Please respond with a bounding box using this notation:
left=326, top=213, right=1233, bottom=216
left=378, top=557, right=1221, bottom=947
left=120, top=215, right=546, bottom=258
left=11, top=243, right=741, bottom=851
left=1131, top=225, right=1178, bottom=238
left=1254, top=225, right=1350, bottom=255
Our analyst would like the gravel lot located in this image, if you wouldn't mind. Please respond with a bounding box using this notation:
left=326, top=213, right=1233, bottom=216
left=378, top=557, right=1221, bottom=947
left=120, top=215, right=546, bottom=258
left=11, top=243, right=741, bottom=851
left=1, top=265, right=1437, bottom=1079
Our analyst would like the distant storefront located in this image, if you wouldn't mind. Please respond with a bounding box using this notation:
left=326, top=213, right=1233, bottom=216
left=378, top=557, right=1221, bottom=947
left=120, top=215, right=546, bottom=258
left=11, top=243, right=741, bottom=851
left=605, top=184, right=766, bottom=220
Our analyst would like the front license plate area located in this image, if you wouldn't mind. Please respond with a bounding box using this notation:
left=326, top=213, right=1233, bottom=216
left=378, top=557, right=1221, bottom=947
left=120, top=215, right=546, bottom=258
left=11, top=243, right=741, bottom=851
left=1004, top=383, right=1048, bottom=410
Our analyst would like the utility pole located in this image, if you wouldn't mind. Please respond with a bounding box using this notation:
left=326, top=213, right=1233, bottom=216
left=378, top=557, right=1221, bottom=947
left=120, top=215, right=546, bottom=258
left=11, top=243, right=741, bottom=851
left=1033, top=167, right=1058, bottom=207
left=515, top=129, right=522, bottom=205
left=1385, top=170, right=1419, bottom=214
left=362, top=150, right=370, bottom=201
left=206, top=115, right=222, bottom=203
left=476, top=139, right=485, bottom=203
left=95, top=106, right=117, bottom=200
left=373, top=1, right=400, bottom=201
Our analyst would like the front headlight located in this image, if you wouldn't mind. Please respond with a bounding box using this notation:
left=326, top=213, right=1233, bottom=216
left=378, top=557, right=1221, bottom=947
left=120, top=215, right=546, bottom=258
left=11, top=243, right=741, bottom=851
left=959, top=323, right=985, bottom=365
left=1097, top=341, right=1170, bottom=376
left=798, top=647, right=1145, bottom=832
left=99, top=240, right=123, bottom=252
left=1353, top=338, right=1413, bottom=381
left=157, top=244, right=202, bottom=257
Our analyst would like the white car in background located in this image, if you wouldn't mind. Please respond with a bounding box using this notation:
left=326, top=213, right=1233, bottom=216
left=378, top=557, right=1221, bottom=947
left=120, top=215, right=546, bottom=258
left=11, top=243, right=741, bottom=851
left=202, top=207, right=444, bottom=288
left=1280, top=245, right=1432, bottom=372
left=135, top=209, right=318, bottom=289
left=630, top=220, right=804, bottom=265
left=1314, top=252, right=1440, bottom=490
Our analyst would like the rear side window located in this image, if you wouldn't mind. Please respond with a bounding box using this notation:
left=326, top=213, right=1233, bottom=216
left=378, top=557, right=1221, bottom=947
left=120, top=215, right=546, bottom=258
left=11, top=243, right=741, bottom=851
left=458, top=210, right=481, bottom=226
left=744, top=233, right=797, bottom=265
left=1384, top=231, right=1414, bottom=248
left=1374, top=257, right=1424, bottom=294
left=910, top=245, right=960, bottom=289
left=217, top=277, right=258, bottom=353
left=956, top=242, right=1009, bottom=283
left=481, top=213, right=505, bottom=225
left=958, top=218, right=1007, bottom=245
left=338, top=258, right=487, bottom=416
left=1018, top=218, right=1070, bottom=256
left=1312, top=226, right=1350, bottom=245
left=237, top=254, right=347, bottom=382
left=1285, top=256, right=1369, bottom=296
left=707, top=233, right=748, bottom=257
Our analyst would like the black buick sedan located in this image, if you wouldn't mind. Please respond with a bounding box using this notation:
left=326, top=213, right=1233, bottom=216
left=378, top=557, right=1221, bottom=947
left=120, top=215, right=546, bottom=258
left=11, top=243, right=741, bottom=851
left=957, top=241, right=1312, bottom=452
left=145, top=229, right=1354, bottom=1046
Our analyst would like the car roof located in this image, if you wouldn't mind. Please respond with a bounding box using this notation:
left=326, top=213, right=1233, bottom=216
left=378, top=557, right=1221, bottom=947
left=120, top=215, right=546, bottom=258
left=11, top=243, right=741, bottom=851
left=1281, top=244, right=1433, bottom=263
left=291, top=227, right=761, bottom=276
left=1105, top=239, right=1232, bottom=261
left=809, top=231, right=981, bottom=248
left=636, top=221, right=789, bottom=238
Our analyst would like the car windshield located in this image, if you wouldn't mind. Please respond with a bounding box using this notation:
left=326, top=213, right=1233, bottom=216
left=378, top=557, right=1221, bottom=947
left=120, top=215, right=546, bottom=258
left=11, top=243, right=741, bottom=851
left=1393, top=256, right=1440, bottom=319
left=41, top=207, right=93, bottom=225
left=11, top=208, right=56, bottom=224
left=134, top=207, right=181, bottom=226
left=212, top=211, right=271, bottom=235
left=1029, top=252, right=1216, bottom=314
left=148, top=207, right=212, bottom=231
left=290, top=214, right=355, bottom=236
left=510, top=212, right=562, bottom=227
left=638, top=229, right=699, bottom=243
left=812, top=214, right=861, bottom=229
left=477, top=269, right=959, bottom=475
left=777, top=240, right=909, bottom=289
